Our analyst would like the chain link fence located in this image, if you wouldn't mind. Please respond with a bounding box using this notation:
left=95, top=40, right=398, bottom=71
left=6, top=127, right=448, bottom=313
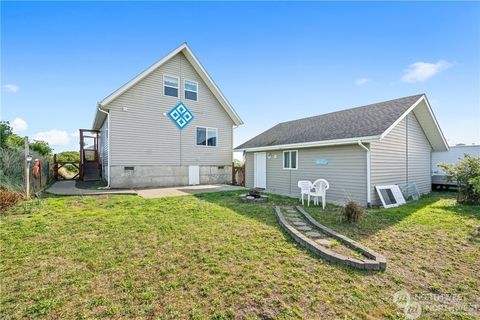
left=0, top=147, right=52, bottom=194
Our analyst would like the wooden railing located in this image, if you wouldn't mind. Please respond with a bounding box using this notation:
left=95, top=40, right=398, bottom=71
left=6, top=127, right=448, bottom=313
left=53, top=154, right=80, bottom=180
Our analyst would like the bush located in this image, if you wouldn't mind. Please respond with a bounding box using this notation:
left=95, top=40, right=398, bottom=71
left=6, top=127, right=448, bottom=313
left=0, top=188, right=24, bottom=212
left=56, top=151, right=80, bottom=162
left=0, top=148, right=25, bottom=192
left=341, top=200, right=364, bottom=223
left=439, top=154, right=480, bottom=205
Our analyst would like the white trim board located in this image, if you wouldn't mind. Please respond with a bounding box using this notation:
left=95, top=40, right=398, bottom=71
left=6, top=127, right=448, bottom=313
left=235, top=135, right=380, bottom=152
left=282, top=150, right=298, bottom=170
left=380, top=95, right=448, bottom=151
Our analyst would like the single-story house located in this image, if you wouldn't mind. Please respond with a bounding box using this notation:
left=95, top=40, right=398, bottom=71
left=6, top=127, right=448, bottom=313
left=89, top=43, right=243, bottom=188
left=235, top=94, right=448, bottom=207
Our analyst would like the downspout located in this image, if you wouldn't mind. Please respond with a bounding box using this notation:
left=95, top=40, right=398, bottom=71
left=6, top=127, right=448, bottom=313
left=97, top=105, right=111, bottom=189
left=358, top=141, right=371, bottom=208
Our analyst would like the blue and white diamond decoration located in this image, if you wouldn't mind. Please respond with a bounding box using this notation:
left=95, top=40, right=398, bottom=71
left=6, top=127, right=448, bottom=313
left=168, top=102, right=194, bottom=129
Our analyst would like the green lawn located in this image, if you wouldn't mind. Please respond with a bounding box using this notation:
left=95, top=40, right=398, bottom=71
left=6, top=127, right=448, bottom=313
left=1, top=191, right=479, bottom=319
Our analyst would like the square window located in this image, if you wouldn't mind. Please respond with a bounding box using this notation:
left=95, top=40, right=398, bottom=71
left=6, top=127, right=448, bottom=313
left=283, top=151, right=298, bottom=169
left=196, top=127, right=217, bottom=146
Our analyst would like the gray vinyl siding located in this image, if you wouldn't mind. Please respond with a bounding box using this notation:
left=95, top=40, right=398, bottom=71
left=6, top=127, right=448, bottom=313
left=370, top=113, right=432, bottom=205
left=406, top=113, right=432, bottom=194
left=106, top=52, right=234, bottom=167
left=370, top=117, right=407, bottom=205
left=99, top=118, right=109, bottom=182
left=245, top=145, right=368, bottom=206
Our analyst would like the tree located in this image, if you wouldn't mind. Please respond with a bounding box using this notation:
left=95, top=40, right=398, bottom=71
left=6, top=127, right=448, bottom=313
left=438, top=154, right=480, bottom=205
left=29, top=140, right=53, bottom=157
left=6, top=134, right=24, bottom=149
left=0, top=121, right=53, bottom=158
left=0, top=121, right=13, bottom=149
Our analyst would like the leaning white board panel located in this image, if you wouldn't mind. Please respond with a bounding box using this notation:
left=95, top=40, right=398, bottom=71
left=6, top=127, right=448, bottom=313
left=375, top=185, right=406, bottom=208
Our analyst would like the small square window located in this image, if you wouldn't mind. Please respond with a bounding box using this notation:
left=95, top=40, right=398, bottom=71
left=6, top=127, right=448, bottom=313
left=184, top=80, right=198, bottom=101
left=164, top=75, right=179, bottom=97
left=196, top=127, right=217, bottom=147
left=283, top=151, right=298, bottom=169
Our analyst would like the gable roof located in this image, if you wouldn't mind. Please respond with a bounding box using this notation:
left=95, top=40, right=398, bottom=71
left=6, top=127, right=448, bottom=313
left=235, top=94, right=448, bottom=152
left=92, top=43, right=243, bottom=129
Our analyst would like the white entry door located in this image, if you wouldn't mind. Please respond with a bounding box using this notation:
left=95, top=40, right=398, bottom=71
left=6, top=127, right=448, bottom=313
left=254, top=152, right=267, bottom=189
left=188, top=165, right=200, bottom=185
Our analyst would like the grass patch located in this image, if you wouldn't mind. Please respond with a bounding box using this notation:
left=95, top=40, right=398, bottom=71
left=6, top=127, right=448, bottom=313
left=1, top=191, right=479, bottom=319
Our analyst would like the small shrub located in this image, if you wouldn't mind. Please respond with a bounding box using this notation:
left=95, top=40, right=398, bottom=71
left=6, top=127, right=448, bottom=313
left=0, top=188, right=24, bottom=212
left=439, top=154, right=480, bottom=205
left=341, top=200, right=364, bottom=223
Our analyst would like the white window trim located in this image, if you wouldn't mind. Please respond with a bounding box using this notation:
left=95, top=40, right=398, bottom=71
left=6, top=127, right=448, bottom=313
left=375, top=185, right=406, bottom=208
left=163, top=74, right=179, bottom=98
left=283, top=150, right=298, bottom=170
left=184, top=79, right=199, bottom=101
left=196, top=126, right=218, bottom=148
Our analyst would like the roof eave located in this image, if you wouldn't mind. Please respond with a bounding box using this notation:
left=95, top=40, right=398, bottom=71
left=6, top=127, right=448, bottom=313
left=235, top=135, right=381, bottom=152
left=379, top=94, right=449, bottom=152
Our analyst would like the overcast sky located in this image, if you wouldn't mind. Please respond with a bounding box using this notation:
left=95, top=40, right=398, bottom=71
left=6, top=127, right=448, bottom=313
left=2, top=1, right=479, bottom=154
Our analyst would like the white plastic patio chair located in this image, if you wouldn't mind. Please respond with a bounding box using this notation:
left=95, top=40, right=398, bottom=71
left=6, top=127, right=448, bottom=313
left=297, top=180, right=313, bottom=206
left=309, top=179, right=330, bottom=209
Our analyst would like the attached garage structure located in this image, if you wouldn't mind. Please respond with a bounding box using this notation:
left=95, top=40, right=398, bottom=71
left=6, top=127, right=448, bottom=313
left=236, top=94, right=448, bottom=207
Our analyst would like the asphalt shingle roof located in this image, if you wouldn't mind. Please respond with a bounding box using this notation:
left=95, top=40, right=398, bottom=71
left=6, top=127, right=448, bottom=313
left=235, top=94, right=424, bottom=150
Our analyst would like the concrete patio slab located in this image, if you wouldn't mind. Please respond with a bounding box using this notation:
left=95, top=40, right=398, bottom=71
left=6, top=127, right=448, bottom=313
left=137, top=184, right=245, bottom=199
left=46, top=181, right=137, bottom=196
left=46, top=181, right=245, bottom=198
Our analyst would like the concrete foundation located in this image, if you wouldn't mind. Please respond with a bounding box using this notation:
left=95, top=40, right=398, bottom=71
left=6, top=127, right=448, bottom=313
left=110, top=165, right=231, bottom=188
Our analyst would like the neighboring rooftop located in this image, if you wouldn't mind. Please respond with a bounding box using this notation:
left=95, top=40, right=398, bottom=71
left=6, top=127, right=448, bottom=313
left=235, top=94, right=426, bottom=150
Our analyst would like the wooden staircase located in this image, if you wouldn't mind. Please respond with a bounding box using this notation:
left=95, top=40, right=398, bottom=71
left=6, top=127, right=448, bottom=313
left=83, top=161, right=101, bottom=181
